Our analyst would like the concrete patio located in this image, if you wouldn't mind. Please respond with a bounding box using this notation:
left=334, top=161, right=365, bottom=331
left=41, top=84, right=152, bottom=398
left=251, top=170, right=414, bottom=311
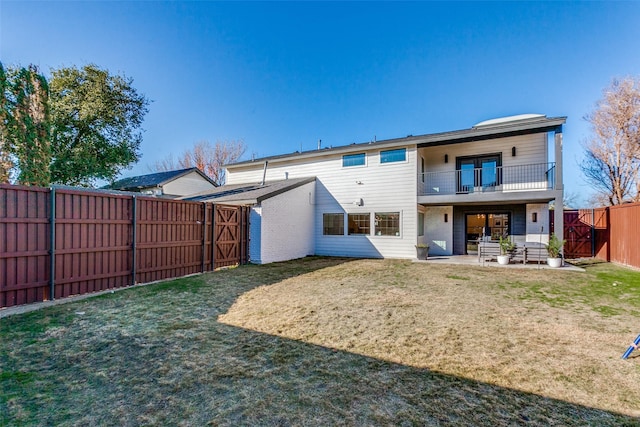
left=415, top=255, right=585, bottom=271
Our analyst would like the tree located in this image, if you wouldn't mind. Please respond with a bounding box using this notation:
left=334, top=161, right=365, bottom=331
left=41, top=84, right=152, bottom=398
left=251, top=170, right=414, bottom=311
left=0, top=63, right=51, bottom=186
left=580, top=77, right=640, bottom=205
left=151, top=140, right=246, bottom=186
left=49, top=64, right=149, bottom=186
left=0, top=63, right=12, bottom=183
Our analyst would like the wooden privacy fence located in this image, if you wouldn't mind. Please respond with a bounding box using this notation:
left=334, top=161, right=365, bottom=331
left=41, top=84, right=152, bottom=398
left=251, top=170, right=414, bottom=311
left=563, top=204, right=640, bottom=269
left=0, top=184, right=249, bottom=308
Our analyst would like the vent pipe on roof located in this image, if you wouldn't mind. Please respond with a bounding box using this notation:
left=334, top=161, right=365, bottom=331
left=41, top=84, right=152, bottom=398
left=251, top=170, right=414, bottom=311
left=261, top=161, right=268, bottom=186
left=317, top=139, right=322, bottom=150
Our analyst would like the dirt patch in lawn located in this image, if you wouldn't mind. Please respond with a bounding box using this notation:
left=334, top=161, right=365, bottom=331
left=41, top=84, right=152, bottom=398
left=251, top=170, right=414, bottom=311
left=219, top=259, right=640, bottom=417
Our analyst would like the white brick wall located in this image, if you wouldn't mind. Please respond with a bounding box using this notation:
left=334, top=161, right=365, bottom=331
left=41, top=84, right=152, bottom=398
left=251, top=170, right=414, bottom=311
left=526, top=203, right=550, bottom=244
left=425, top=206, right=454, bottom=256
left=251, top=181, right=315, bottom=264
left=249, top=206, right=263, bottom=263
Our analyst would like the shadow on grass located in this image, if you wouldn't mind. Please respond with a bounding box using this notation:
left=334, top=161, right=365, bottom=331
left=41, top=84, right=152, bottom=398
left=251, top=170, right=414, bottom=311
left=1, top=257, right=639, bottom=426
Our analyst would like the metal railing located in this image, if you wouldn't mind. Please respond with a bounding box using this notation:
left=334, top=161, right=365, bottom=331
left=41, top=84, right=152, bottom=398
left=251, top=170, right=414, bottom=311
left=420, top=162, right=555, bottom=196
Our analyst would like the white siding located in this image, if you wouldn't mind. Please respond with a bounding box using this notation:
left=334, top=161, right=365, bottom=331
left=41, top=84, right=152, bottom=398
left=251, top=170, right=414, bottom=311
left=163, top=171, right=216, bottom=196
left=425, top=206, right=454, bottom=255
left=255, top=181, right=315, bottom=264
left=228, top=146, right=419, bottom=259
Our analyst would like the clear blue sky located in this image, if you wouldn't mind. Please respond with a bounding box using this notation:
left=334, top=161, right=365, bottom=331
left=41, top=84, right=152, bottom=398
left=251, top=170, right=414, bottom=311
left=2, top=1, right=639, bottom=206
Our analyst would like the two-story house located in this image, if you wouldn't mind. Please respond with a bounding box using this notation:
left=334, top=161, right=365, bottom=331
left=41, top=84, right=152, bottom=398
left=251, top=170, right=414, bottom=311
left=209, top=114, right=564, bottom=263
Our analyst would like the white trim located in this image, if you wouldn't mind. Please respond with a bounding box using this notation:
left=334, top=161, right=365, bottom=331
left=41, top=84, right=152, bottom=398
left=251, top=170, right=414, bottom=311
left=341, top=152, right=368, bottom=169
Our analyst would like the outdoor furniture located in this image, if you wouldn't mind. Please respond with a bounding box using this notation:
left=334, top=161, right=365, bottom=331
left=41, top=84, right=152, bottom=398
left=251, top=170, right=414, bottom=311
left=512, top=242, right=547, bottom=264
left=479, top=240, right=547, bottom=264
left=478, top=241, right=502, bottom=262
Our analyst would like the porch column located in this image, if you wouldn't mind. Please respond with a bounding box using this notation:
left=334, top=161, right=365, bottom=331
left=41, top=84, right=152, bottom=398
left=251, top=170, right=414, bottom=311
left=554, top=130, right=564, bottom=248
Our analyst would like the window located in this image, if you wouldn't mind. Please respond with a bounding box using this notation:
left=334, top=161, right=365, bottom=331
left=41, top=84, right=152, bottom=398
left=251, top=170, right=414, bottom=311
left=380, top=148, right=406, bottom=163
left=323, top=213, right=344, bottom=235
left=375, top=212, right=400, bottom=236
left=348, top=213, right=370, bottom=235
left=418, top=213, right=424, bottom=236
left=456, top=154, right=502, bottom=192
left=343, top=153, right=366, bottom=167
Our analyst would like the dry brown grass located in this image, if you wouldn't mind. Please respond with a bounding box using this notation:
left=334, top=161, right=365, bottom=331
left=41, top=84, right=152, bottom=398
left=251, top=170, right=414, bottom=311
left=219, top=259, right=640, bottom=418
left=2, top=257, right=639, bottom=426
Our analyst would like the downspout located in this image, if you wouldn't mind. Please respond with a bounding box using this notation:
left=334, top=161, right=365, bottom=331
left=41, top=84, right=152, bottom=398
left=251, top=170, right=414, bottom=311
left=261, top=161, right=268, bottom=186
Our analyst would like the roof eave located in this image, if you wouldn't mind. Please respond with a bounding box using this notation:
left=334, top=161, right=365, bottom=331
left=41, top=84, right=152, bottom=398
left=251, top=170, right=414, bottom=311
left=226, top=116, right=567, bottom=168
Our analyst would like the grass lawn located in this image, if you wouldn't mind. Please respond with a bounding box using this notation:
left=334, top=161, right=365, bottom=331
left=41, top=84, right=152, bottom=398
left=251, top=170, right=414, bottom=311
left=1, top=257, right=640, bottom=426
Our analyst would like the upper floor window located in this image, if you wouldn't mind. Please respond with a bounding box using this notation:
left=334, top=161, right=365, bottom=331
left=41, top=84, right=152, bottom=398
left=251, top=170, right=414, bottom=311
left=380, top=148, right=406, bottom=164
left=342, top=153, right=366, bottom=167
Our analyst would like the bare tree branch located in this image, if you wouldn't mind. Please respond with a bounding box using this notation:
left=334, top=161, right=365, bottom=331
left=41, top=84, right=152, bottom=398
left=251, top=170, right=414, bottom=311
left=580, top=77, right=640, bottom=205
left=150, top=140, right=246, bottom=186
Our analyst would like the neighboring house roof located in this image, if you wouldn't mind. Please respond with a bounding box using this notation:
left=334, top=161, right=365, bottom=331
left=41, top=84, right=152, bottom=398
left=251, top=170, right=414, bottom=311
left=104, top=167, right=217, bottom=191
left=226, top=114, right=567, bottom=168
left=180, top=176, right=316, bottom=205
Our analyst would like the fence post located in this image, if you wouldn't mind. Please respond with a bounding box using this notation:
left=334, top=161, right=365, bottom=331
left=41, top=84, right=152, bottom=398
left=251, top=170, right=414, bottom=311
left=201, top=202, right=207, bottom=273
left=211, top=204, right=216, bottom=270
left=132, top=196, right=137, bottom=285
left=591, top=208, right=595, bottom=257
left=49, top=187, right=56, bottom=301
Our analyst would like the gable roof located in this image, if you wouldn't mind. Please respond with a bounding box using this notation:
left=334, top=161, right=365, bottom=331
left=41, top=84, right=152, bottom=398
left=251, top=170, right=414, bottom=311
left=180, top=176, right=316, bottom=204
left=226, top=114, right=566, bottom=169
left=104, top=167, right=217, bottom=191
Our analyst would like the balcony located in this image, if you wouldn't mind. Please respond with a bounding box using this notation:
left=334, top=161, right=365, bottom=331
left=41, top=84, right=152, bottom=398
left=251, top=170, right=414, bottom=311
left=420, top=162, right=555, bottom=197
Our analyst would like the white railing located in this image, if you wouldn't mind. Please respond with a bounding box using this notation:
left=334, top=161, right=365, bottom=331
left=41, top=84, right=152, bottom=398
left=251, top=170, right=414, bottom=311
left=421, top=162, right=555, bottom=196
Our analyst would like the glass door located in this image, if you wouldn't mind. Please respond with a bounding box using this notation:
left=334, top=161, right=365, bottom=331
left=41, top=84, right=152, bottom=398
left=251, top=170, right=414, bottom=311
left=465, top=212, right=510, bottom=254
left=458, top=160, right=475, bottom=193
left=457, top=154, right=502, bottom=192
left=480, top=157, right=499, bottom=187
left=466, top=213, right=486, bottom=254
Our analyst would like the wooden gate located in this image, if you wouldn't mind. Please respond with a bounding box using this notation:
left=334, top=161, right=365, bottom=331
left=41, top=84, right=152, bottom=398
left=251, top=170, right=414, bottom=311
left=563, top=210, right=593, bottom=258
left=213, top=204, right=249, bottom=268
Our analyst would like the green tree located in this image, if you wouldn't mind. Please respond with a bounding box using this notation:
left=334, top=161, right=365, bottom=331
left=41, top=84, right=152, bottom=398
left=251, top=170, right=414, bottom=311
left=49, top=64, right=149, bottom=186
left=0, top=63, right=12, bottom=183
left=0, top=63, right=51, bottom=186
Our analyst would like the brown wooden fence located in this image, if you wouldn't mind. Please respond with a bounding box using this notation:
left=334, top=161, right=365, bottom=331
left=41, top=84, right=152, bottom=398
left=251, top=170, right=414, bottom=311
left=0, top=184, right=249, bottom=308
left=563, top=204, right=640, bottom=269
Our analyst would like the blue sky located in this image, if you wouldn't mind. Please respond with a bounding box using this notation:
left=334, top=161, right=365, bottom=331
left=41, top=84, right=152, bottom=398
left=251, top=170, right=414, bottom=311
left=2, top=1, right=639, bottom=206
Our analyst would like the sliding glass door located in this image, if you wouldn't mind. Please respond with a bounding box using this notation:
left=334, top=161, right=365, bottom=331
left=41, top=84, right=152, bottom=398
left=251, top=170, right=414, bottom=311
left=465, top=212, right=510, bottom=254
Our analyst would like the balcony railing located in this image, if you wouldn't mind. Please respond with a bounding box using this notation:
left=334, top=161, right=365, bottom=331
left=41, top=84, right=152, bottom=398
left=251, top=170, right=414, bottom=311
left=421, top=162, right=555, bottom=196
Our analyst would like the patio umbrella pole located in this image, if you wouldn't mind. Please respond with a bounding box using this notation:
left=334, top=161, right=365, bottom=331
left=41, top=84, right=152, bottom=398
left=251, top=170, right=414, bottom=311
left=538, top=226, right=543, bottom=269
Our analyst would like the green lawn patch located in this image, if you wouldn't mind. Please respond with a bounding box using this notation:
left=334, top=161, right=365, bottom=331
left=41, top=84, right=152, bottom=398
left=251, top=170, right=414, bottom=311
left=1, top=257, right=639, bottom=426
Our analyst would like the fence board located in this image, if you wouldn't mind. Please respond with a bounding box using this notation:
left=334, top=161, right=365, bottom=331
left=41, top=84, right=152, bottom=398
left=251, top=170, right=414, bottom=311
left=0, top=185, right=50, bottom=307
left=608, top=203, right=640, bottom=269
left=563, top=204, right=640, bottom=269
left=1, top=184, right=249, bottom=308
